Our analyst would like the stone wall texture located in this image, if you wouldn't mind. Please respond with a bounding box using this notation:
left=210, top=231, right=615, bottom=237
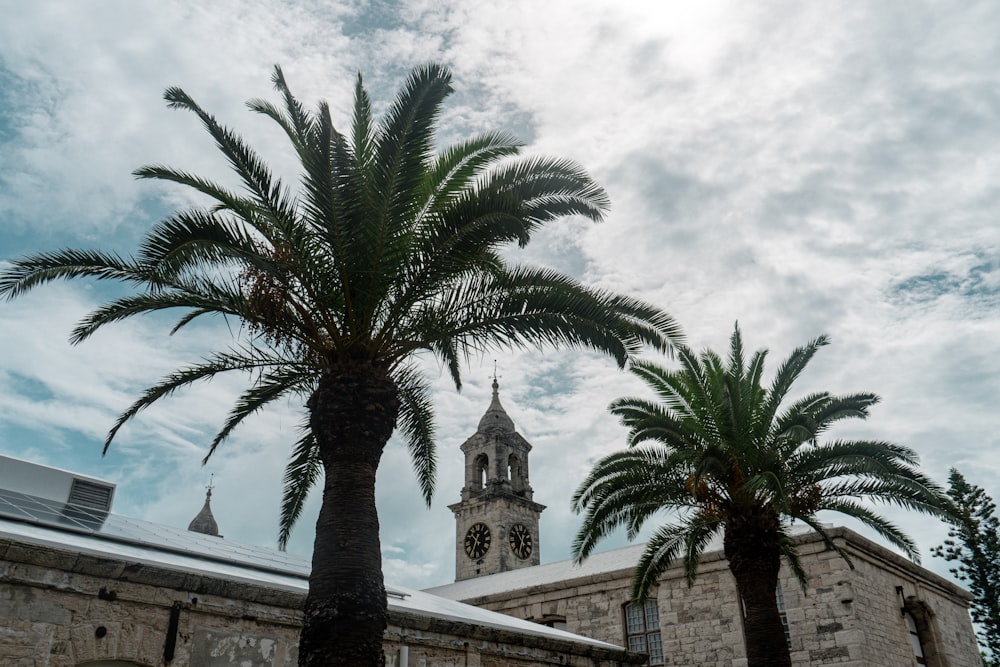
left=3, top=527, right=979, bottom=666
left=452, top=528, right=982, bottom=667
left=0, top=537, right=641, bottom=667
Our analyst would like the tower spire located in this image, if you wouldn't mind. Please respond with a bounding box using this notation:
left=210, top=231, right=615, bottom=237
left=187, top=475, right=222, bottom=537
left=479, top=367, right=514, bottom=432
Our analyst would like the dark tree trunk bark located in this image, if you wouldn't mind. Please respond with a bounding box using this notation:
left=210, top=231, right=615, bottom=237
left=299, top=361, right=400, bottom=667
left=724, top=511, right=792, bottom=667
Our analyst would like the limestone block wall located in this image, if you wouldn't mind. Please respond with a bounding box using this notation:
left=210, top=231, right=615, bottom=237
left=656, top=554, right=745, bottom=666
left=0, top=545, right=302, bottom=667
left=458, top=550, right=746, bottom=667
left=779, top=531, right=981, bottom=667
left=384, top=613, right=645, bottom=667
left=0, top=536, right=641, bottom=667
left=452, top=567, right=631, bottom=646
left=778, top=542, right=858, bottom=666
left=452, top=528, right=981, bottom=667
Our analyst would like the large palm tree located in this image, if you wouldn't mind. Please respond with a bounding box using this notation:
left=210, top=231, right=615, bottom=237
left=571, top=325, right=948, bottom=667
left=0, top=65, right=682, bottom=666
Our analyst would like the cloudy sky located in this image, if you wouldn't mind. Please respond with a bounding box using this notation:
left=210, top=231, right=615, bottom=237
left=1, top=1, right=998, bottom=591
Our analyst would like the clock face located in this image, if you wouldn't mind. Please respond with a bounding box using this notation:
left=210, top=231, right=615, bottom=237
left=508, top=523, right=533, bottom=559
left=464, top=522, right=492, bottom=559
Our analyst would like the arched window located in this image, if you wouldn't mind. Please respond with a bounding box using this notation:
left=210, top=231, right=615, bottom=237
left=906, top=611, right=927, bottom=665
left=508, top=454, right=522, bottom=490
left=474, top=454, right=489, bottom=489
left=902, top=595, right=944, bottom=667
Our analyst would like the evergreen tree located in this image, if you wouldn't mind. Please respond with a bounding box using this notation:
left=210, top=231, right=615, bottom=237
left=932, top=468, right=1000, bottom=661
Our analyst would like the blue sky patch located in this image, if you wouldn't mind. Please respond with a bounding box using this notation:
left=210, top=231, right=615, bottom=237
left=892, top=254, right=1000, bottom=306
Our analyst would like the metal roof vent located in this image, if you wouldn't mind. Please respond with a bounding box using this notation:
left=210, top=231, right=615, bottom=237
left=66, top=478, right=115, bottom=512
left=67, top=478, right=114, bottom=511
left=61, top=478, right=115, bottom=529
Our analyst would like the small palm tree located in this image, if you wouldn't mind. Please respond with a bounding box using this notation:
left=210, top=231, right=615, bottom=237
left=572, top=325, right=948, bottom=667
left=0, top=65, right=682, bottom=666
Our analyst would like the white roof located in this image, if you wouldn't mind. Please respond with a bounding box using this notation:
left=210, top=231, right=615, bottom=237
left=424, top=541, right=665, bottom=601
left=387, top=583, right=622, bottom=647
left=427, top=525, right=820, bottom=601
left=0, top=487, right=621, bottom=651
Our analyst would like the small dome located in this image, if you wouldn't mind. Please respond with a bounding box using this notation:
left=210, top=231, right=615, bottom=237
left=188, top=487, right=221, bottom=537
left=477, top=378, right=515, bottom=432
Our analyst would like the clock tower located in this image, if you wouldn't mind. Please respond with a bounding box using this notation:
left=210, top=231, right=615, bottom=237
left=449, top=378, right=545, bottom=581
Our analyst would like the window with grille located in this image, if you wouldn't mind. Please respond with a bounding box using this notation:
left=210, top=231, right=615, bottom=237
left=624, top=599, right=664, bottom=665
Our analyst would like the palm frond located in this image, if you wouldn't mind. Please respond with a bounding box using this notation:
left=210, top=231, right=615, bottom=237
left=371, top=64, right=452, bottom=239
left=395, top=365, right=437, bottom=505
left=633, top=518, right=706, bottom=601
left=631, top=523, right=687, bottom=601
left=278, top=426, right=320, bottom=550
left=70, top=283, right=243, bottom=344
left=777, top=526, right=811, bottom=590
left=133, top=165, right=248, bottom=215
left=412, top=265, right=680, bottom=369
left=351, top=72, right=375, bottom=170
left=822, top=498, right=921, bottom=561
left=205, top=366, right=316, bottom=461
left=572, top=447, right=692, bottom=559
left=760, top=334, right=830, bottom=430
left=103, top=346, right=292, bottom=451
left=0, top=249, right=149, bottom=299
left=482, top=156, right=610, bottom=233
left=418, top=131, right=522, bottom=222
left=161, top=86, right=296, bottom=228
left=136, top=209, right=261, bottom=273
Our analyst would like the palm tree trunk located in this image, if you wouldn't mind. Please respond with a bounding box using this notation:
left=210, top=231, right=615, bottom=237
left=300, top=362, right=400, bottom=667
left=725, top=517, right=792, bottom=667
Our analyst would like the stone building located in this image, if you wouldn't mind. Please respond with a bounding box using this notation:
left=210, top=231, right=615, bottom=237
left=0, top=453, right=641, bottom=667
left=428, top=528, right=981, bottom=666
left=427, top=383, right=983, bottom=667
